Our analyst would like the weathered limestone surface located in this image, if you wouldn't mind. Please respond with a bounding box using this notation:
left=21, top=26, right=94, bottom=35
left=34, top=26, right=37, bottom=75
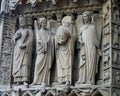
left=0, top=0, right=120, bottom=96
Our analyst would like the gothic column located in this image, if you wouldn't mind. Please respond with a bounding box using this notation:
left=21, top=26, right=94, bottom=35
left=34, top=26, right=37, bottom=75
left=110, top=0, right=120, bottom=95
left=0, top=14, right=16, bottom=89
left=102, top=0, right=120, bottom=95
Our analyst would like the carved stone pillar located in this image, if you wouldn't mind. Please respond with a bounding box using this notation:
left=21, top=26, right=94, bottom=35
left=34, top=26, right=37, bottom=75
left=102, top=0, right=120, bottom=95
left=0, top=14, right=16, bottom=89
left=111, top=0, right=120, bottom=95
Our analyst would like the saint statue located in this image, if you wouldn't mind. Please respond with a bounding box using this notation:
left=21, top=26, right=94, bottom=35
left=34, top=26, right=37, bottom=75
left=77, top=11, right=100, bottom=85
left=32, top=17, right=54, bottom=85
left=12, top=15, right=33, bottom=85
left=55, top=16, right=77, bottom=85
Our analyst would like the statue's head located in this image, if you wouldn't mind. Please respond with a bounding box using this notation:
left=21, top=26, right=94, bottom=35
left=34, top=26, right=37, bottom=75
left=19, top=15, right=27, bottom=28
left=82, top=11, right=92, bottom=24
left=62, top=16, right=72, bottom=27
left=39, top=17, right=47, bottom=29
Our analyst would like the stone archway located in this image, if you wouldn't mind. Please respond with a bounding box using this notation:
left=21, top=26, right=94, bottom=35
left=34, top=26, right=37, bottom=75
left=2, top=92, right=9, bottom=96
left=91, top=90, right=103, bottom=96
left=68, top=90, right=80, bottom=96
left=45, top=90, right=55, bottom=96
left=23, top=91, right=33, bottom=96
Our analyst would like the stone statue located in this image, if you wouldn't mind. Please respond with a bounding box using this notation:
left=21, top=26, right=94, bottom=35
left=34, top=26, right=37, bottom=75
left=55, top=16, right=77, bottom=85
left=32, top=17, right=54, bottom=85
left=0, top=0, right=9, bottom=14
left=46, top=0, right=57, bottom=5
left=12, top=15, right=33, bottom=85
left=77, top=11, right=100, bottom=85
left=9, top=0, right=20, bottom=10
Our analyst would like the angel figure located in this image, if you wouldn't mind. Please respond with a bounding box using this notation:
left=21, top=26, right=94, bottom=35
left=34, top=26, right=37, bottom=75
left=32, top=17, right=54, bottom=85
left=55, top=16, right=77, bottom=85
left=76, top=11, right=102, bottom=85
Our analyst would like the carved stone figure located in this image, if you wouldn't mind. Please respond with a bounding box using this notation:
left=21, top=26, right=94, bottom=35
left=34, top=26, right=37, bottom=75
left=77, top=11, right=100, bottom=85
left=55, top=16, right=77, bottom=85
left=29, top=0, right=41, bottom=7
left=0, top=0, right=9, bottom=14
left=46, top=0, right=57, bottom=5
left=12, top=15, right=33, bottom=85
left=32, top=17, right=54, bottom=85
left=9, top=0, right=20, bottom=10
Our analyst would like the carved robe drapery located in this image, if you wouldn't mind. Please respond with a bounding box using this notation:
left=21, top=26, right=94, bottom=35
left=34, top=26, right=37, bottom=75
left=55, top=17, right=77, bottom=84
left=33, top=28, right=54, bottom=85
left=13, top=28, right=33, bottom=83
left=78, top=24, right=99, bottom=84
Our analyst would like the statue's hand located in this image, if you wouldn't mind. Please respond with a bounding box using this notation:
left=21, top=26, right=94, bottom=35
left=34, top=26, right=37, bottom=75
left=20, top=44, right=26, bottom=49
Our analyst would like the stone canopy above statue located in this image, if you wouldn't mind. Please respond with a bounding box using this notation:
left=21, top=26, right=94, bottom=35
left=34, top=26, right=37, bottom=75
left=0, top=0, right=101, bottom=14
left=9, top=0, right=58, bottom=9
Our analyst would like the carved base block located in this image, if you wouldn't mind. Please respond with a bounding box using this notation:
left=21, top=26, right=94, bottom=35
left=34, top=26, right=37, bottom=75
left=13, top=85, right=28, bottom=90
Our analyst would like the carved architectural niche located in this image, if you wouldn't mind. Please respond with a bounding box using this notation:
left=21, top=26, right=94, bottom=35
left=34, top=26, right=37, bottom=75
left=111, top=0, right=120, bottom=24
left=23, top=91, right=33, bottom=96
left=112, top=50, right=120, bottom=67
left=102, top=25, right=110, bottom=49
left=112, top=24, right=119, bottom=48
left=102, top=1, right=110, bottom=25
left=103, top=69, right=110, bottom=84
left=112, top=69, right=120, bottom=87
left=103, top=49, right=110, bottom=69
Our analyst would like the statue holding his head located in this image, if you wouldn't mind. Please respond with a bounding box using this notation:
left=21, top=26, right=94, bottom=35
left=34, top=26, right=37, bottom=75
left=55, top=16, right=77, bottom=85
